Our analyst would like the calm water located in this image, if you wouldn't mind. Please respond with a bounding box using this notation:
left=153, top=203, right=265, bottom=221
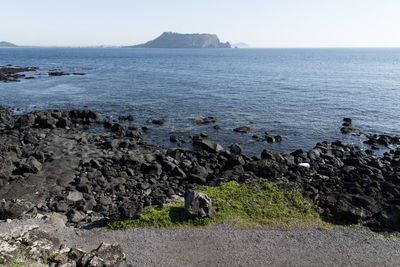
left=1, top=48, right=399, bottom=155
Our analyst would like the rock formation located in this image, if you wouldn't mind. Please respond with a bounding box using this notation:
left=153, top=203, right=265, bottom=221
left=128, top=32, right=231, bottom=48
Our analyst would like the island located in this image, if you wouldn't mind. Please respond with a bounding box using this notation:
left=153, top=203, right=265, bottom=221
left=127, top=32, right=231, bottom=48
left=0, top=41, right=17, bottom=48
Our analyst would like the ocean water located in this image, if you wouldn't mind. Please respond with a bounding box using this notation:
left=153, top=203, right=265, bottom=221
left=1, top=48, right=399, bottom=155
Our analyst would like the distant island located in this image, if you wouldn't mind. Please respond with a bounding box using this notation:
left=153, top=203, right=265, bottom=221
left=128, top=32, right=231, bottom=48
left=0, top=41, right=17, bottom=48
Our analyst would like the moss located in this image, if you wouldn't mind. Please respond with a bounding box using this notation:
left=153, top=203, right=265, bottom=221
left=376, top=233, right=399, bottom=242
left=47, top=252, right=59, bottom=264
left=109, top=181, right=325, bottom=230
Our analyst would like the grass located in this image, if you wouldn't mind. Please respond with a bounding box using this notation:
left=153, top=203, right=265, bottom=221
left=109, top=180, right=327, bottom=230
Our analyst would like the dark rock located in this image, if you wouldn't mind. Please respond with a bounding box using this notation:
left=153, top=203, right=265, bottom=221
left=266, top=136, right=275, bottom=143
left=0, top=66, right=39, bottom=82
left=111, top=123, right=126, bottom=134
left=193, top=139, right=224, bottom=153
left=213, top=125, right=220, bottom=130
left=341, top=127, right=355, bottom=134
left=152, top=119, right=166, bottom=125
left=343, top=118, right=352, bottom=123
left=252, top=135, right=263, bottom=141
left=274, top=135, right=283, bottom=142
left=184, top=191, right=215, bottom=218
left=67, top=209, right=86, bottom=223
left=261, top=149, right=274, bottom=160
left=169, top=135, right=178, bottom=142
left=48, top=71, right=70, bottom=76
left=0, top=199, right=35, bottom=219
left=380, top=205, right=400, bottom=228
left=229, top=143, right=243, bottom=155
left=195, top=117, right=217, bottom=124
left=233, top=126, right=252, bottom=133
left=188, top=173, right=207, bottom=185
left=118, top=115, right=135, bottom=121
left=103, top=120, right=113, bottom=128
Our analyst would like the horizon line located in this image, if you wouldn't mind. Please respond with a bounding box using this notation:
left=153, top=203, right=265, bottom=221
left=2, top=45, right=400, bottom=49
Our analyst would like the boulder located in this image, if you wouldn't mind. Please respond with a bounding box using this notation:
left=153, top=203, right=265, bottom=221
left=193, top=139, right=224, bottom=153
left=92, top=242, right=126, bottom=267
left=230, top=143, right=243, bottom=155
left=67, top=191, right=84, bottom=202
left=0, top=199, right=35, bottom=219
left=184, top=191, right=215, bottom=218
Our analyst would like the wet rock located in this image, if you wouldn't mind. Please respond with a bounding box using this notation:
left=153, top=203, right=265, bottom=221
left=195, top=117, right=217, bottom=124
left=252, top=135, right=263, bottom=141
left=48, top=71, right=70, bottom=76
left=341, top=118, right=354, bottom=133
left=341, top=127, right=355, bottom=134
left=266, top=136, right=275, bottom=143
left=170, top=135, right=178, bottom=142
left=0, top=66, right=39, bottom=82
left=200, top=132, right=208, bottom=138
left=233, top=126, right=252, bottom=133
left=184, top=191, right=215, bottom=218
left=151, top=119, right=166, bottom=125
left=118, top=115, right=135, bottom=121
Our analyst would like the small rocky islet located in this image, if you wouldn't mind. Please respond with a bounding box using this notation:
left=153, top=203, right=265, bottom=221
left=0, top=65, right=86, bottom=82
left=0, top=106, right=400, bottom=265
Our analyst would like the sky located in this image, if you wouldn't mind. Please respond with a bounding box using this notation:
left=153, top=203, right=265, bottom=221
left=2, top=0, right=400, bottom=47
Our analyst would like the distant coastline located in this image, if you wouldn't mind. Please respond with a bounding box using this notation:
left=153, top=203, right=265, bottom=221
left=0, top=41, right=17, bottom=48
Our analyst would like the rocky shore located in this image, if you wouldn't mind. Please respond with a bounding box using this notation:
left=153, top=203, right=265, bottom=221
left=0, top=106, right=399, bottom=264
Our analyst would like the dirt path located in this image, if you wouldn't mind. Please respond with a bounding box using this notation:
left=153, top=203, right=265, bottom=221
left=2, top=219, right=399, bottom=267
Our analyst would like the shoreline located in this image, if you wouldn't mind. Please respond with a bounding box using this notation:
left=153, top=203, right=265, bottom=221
left=0, top=107, right=399, bottom=230
left=1, top=107, right=400, bottom=265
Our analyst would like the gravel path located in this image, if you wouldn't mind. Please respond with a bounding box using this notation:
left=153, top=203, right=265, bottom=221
left=1, top=219, right=399, bottom=266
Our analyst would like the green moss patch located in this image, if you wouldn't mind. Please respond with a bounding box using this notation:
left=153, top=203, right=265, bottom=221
left=108, top=181, right=325, bottom=230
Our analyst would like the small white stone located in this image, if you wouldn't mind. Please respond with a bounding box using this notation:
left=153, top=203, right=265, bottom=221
left=298, top=163, right=310, bottom=168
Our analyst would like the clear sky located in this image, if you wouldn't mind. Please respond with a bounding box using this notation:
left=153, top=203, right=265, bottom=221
left=2, top=0, right=400, bottom=47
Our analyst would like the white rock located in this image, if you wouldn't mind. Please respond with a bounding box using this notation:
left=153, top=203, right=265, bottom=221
left=298, top=163, right=310, bottom=168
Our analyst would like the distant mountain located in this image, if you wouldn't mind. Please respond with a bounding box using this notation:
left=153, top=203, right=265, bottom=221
left=232, top=43, right=250, bottom=48
left=128, top=32, right=231, bottom=48
left=0, top=41, right=17, bottom=47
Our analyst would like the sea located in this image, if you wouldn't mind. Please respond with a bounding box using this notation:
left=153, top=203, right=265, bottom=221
left=1, top=48, right=399, bottom=156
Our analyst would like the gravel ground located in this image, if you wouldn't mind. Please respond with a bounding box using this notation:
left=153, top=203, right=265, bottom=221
left=1, top=218, right=399, bottom=267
